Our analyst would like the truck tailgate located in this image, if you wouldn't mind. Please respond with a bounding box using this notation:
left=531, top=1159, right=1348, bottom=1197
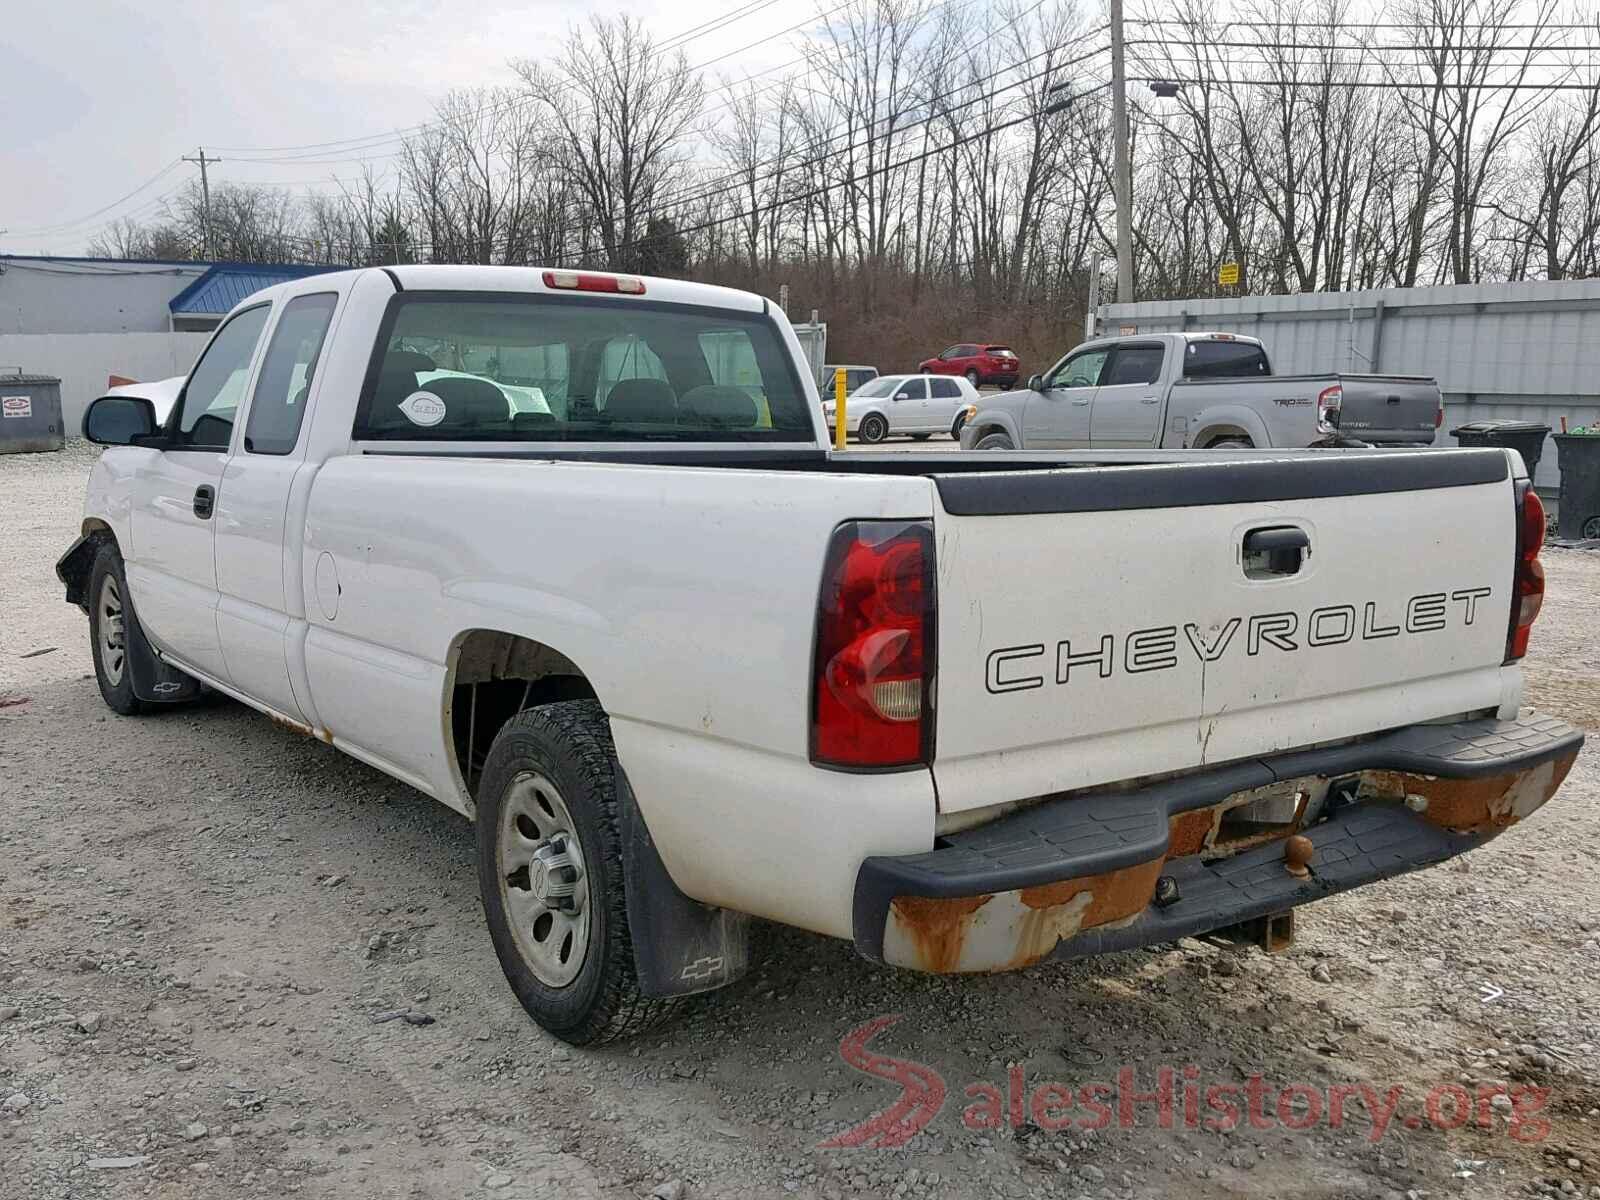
left=929, top=450, right=1516, bottom=813
left=1335, top=374, right=1439, bottom=444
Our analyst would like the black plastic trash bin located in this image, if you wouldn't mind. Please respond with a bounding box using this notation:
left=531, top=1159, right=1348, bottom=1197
left=1552, top=433, right=1600, bottom=540
left=1450, top=419, right=1551, bottom=481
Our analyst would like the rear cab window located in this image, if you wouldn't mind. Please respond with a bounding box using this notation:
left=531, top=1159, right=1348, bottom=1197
left=1184, top=339, right=1269, bottom=379
left=354, top=293, right=812, bottom=442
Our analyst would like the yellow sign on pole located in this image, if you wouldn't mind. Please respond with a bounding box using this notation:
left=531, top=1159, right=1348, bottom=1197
left=1218, top=261, right=1240, bottom=287
left=834, top=367, right=847, bottom=452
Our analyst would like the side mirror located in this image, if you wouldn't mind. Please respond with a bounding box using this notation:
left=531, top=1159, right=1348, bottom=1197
left=1028, top=374, right=1045, bottom=391
left=83, top=395, right=159, bottom=446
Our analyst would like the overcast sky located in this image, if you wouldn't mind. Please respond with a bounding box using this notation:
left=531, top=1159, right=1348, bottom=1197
left=0, top=0, right=802, bottom=256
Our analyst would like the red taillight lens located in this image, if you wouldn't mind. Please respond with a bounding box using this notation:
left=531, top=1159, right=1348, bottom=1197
left=812, top=521, right=935, bottom=769
left=1435, top=400, right=1445, bottom=429
left=1507, top=483, right=1545, bottom=660
left=541, top=270, right=646, bottom=295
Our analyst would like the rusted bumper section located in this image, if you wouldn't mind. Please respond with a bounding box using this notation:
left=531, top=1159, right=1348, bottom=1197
left=853, top=711, right=1582, bottom=974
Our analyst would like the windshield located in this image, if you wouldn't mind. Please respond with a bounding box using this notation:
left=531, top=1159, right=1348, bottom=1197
left=850, top=376, right=901, bottom=398
left=355, top=295, right=812, bottom=442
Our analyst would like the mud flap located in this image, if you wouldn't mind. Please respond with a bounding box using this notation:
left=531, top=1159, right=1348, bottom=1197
left=123, top=596, right=203, bottom=705
left=616, top=767, right=750, bottom=998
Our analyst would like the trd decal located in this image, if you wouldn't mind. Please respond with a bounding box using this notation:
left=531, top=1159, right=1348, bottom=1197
left=983, top=587, right=1493, bottom=694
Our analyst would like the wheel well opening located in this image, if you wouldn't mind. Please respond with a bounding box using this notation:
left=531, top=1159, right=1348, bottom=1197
left=448, top=631, right=597, bottom=800
left=1197, top=426, right=1252, bottom=448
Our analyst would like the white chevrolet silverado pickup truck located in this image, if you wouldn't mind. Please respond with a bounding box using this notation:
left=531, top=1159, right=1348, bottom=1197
left=59, top=265, right=1582, bottom=1044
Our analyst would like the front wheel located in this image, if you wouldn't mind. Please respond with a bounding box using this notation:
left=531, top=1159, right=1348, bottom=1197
left=476, top=701, right=675, bottom=1044
left=974, top=432, right=1014, bottom=450
left=88, top=543, right=148, bottom=716
left=964, top=369, right=980, bottom=388
left=951, top=412, right=968, bottom=439
left=858, top=413, right=889, bottom=443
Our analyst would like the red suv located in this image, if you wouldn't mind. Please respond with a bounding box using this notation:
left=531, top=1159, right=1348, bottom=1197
left=919, top=342, right=1020, bottom=389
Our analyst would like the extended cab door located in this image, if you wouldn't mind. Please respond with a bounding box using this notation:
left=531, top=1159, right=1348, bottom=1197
left=1089, top=342, right=1166, bottom=446
left=214, top=291, right=342, bottom=722
left=128, top=304, right=272, bottom=680
left=1025, top=345, right=1108, bottom=448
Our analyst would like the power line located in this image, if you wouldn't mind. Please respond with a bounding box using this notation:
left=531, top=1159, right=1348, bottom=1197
left=4, top=159, right=183, bottom=237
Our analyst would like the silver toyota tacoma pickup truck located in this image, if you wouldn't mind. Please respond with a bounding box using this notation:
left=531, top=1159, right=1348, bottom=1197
left=958, top=331, right=1442, bottom=450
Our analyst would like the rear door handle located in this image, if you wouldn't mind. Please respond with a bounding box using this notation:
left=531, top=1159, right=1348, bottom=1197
left=193, top=485, right=215, bottom=520
left=1071, top=397, right=1091, bottom=406
left=1139, top=395, right=1160, bottom=404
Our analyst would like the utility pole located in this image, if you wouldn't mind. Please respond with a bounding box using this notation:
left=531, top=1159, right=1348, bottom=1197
left=182, top=147, right=222, bottom=259
left=1109, top=0, right=1134, bottom=303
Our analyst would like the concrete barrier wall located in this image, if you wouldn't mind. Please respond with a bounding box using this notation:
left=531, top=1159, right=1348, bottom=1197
left=0, top=332, right=209, bottom=430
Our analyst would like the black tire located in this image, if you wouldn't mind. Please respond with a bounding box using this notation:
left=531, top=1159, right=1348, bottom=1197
left=975, top=432, right=1014, bottom=450
left=965, top=369, right=981, bottom=388
left=88, top=542, right=149, bottom=716
left=859, top=413, right=889, bottom=444
left=951, top=412, right=967, bottom=439
left=476, top=701, right=675, bottom=1045
left=1583, top=515, right=1600, bottom=539
left=1209, top=438, right=1253, bottom=449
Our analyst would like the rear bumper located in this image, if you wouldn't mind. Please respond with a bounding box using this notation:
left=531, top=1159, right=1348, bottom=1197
left=853, top=711, right=1582, bottom=973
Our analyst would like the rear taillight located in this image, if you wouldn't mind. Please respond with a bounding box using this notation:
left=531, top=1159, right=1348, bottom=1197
left=1507, top=482, right=1545, bottom=661
left=811, top=521, right=935, bottom=769
left=542, top=270, right=646, bottom=295
left=1316, top=384, right=1342, bottom=434
left=1435, top=399, right=1445, bottom=429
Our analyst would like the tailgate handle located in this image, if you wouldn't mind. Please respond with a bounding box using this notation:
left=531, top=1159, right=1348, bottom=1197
left=1386, top=394, right=1402, bottom=404
left=1242, top=526, right=1309, bottom=578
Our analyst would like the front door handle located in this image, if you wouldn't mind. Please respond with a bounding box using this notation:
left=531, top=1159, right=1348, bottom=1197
left=1071, top=397, right=1091, bottom=406
left=1140, top=395, right=1160, bottom=404
left=193, top=485, right=215, bottom=520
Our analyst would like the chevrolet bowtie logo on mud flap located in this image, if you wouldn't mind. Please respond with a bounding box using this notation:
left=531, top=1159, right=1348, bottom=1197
left=679, top=956, right=726, bottom=982
left=985, top=588, right=1495, bottom=693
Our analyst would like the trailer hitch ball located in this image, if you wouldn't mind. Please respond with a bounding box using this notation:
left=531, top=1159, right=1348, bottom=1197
left=1405, top=793, right=1429, bottom=813
left=1284, top=834, right=1314, bottom=879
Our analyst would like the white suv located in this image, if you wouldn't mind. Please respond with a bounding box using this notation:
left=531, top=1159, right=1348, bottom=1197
left=824, top=373, right=980, bottom=442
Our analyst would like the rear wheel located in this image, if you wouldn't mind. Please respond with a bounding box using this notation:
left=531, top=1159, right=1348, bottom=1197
left=964, top=369, right=980, bottom=388
left=859, top=413, right=889, bottom=444
left=1583, top=515, right=1600, bottom=539
left=476, top=701, right=675, bottom=1044
left=1209, top=437, right=1253, bottom=449
left=975, top=432, right=1014, bottom=451
left=88, top=543, right=148, bottom=716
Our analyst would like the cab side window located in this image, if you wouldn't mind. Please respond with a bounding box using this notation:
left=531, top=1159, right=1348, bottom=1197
left=173, top=305, right=271, bottom=449
left=245, top=294, right=338, bottom=455
left=1051, top=348, right=1110, bottom=390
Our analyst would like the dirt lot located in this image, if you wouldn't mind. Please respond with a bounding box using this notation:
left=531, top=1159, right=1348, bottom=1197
left=3, top=442, right=1600, bottom=1200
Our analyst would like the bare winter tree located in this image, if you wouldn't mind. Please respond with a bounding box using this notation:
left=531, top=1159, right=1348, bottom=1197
left=514, top=15, right=703, bottom=272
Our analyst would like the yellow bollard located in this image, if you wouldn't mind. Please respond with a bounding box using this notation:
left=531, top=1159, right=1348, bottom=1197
left=834, top=367, right=847, bottom=451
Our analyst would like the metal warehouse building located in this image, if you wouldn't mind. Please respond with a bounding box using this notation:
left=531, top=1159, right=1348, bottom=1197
left=1102, top=279, right=1600, bottom=489
left=0, top=255, right=335, bottom=427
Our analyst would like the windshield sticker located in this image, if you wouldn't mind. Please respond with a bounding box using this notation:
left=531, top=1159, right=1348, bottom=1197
left=398, top=391, right=447, bottom=427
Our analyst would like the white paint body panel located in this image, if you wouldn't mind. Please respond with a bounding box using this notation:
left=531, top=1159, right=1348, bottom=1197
left=931, top=479, right=1519, bottom=812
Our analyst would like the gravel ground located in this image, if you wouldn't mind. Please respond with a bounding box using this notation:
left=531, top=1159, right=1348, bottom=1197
left=3, top=443, right=1599, bottom=1200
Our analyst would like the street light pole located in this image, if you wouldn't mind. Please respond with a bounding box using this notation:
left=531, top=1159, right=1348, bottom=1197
left=1109, top=0, right=1134, bottom=303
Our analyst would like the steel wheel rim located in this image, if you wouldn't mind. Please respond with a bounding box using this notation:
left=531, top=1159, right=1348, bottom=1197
left=499, top=770, right=590, bottom=988
left=97, top=574, right=126, bottom=686
left=1584, top=515, right=1600, bottom=539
